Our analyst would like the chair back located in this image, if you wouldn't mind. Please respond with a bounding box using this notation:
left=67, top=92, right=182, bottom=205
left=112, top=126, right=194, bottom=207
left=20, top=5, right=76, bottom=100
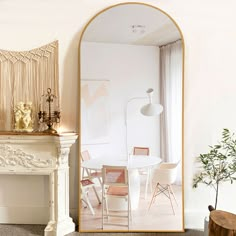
left=152, top=162, right=179, bottom=185
left=133, top=146, right=150, bottom=156
left=102, top=165, right=128, bottom=186
left=101, top=165, right=130, bottom=229
left=81, top=150, right=91, bottom=162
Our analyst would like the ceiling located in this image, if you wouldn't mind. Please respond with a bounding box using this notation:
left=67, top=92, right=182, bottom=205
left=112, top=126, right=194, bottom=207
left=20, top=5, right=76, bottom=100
left=82, top=4, right=181, bottom=46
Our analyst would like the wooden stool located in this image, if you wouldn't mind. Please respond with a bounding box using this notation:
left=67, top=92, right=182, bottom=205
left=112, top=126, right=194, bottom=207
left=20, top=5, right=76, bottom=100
left=209, top=209, right=236, bottom=236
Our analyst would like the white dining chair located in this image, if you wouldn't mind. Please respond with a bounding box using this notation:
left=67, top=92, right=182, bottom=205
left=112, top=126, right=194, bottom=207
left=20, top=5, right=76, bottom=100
left=81, top=150, right=102, bottom=187
left=148, top=161, right=179, bottom=214
left=80, top=178, right=101, bottom=215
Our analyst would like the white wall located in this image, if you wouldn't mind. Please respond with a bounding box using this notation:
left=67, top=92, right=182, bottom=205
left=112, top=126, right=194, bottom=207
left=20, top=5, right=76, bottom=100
left=81, top=42, right=160, bottom=159
left=0, top=0, right=236, bottom=230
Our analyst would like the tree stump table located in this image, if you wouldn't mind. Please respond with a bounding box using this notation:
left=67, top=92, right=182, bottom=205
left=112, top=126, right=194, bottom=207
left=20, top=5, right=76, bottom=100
left=209, top=210, right=236, bottom=236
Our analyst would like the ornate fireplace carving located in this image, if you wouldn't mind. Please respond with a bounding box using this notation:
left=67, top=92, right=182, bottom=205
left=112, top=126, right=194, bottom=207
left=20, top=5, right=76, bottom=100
left=0, top=144, right=53, bottom=168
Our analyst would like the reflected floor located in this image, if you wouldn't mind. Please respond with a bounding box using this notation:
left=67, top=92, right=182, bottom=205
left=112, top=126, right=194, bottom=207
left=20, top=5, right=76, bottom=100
left=80, top=177, right=183, bottom=231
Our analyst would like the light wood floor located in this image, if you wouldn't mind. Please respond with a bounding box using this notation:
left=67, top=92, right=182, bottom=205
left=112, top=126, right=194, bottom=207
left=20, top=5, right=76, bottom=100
left=80, top=176, right=184, bottom=232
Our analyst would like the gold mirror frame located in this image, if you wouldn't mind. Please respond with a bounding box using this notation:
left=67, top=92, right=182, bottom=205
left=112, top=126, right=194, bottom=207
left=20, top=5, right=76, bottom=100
left=78, top=2, right=185, bottom=233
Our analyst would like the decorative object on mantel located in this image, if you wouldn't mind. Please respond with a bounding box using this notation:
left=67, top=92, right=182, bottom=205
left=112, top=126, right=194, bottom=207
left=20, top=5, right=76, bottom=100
left=13, top=101, right=34, bottom=132
left=0, top=41, right=59, bottom=131
left=38, top=88, right=61, bottom=134
left=192, top=128, right=236, bottom=236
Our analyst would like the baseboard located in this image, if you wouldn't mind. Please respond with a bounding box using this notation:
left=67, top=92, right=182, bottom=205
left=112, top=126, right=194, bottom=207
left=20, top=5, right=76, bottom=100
left=184, top=209, right=207, bottom=230
left=69, top=207, right=78, bottom=225
left=0, top=206, right=49, bottom=224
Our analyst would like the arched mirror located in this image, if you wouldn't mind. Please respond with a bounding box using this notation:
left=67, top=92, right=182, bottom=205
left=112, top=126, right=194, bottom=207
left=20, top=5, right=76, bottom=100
left=79, top=2, right=184, bottom=232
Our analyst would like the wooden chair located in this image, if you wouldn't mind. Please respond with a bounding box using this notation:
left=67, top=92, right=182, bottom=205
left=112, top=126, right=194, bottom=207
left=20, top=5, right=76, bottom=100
left=148, top=162, right=179, bottom=214
left=133, top=146, right=151, bottom=199
left=102, top=165, right=131, bottom=229
left=80, top=179, right=101, bottom=215
left=133, top=146, right=150, bottom=156
left=80, top=150, right=102, bottom=187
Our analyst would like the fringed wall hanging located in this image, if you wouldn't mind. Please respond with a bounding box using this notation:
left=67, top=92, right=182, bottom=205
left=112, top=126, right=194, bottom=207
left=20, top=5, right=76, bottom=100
left=0, top=41, right=59, bottom=131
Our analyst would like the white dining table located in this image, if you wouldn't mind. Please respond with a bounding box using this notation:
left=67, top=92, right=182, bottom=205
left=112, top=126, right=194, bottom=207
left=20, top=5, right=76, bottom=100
left=81, top=155, right=161, bottom=210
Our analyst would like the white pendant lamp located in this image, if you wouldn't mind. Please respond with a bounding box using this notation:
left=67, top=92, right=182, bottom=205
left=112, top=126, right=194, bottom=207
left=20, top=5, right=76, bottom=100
left=125, top=88, right=163, bottom=159
left=140, top=88, right=163, bottom=116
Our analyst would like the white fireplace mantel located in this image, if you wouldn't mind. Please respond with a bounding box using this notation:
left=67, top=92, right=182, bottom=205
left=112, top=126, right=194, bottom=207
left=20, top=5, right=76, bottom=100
left=0, top=132, right=78, bottom=236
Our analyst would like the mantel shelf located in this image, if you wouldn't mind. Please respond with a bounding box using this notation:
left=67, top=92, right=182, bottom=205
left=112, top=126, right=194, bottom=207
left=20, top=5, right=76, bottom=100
left=0, top=131, right=78, bottom=136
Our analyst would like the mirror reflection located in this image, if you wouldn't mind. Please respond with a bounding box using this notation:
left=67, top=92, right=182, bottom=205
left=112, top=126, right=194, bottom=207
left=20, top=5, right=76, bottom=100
left=79, top=3, right=184, bottom=232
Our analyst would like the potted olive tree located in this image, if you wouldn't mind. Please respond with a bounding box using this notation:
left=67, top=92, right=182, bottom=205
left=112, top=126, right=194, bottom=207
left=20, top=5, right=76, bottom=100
left=193, top=128, right=236, bottom=234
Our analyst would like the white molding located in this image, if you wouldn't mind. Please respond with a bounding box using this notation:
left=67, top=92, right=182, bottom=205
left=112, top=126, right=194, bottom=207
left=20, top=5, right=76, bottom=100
left=0, top=144, right=53, bottom=169
left=184, top=209, right=206, bottom=230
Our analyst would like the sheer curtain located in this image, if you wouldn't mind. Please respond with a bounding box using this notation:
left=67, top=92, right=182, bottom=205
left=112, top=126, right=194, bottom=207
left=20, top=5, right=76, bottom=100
left=160, top=40, right=182, bottom=184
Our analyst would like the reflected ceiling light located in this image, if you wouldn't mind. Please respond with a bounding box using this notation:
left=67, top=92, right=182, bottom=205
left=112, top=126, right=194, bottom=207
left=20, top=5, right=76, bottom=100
left=131, top=24, right=146, bottom=34
left=140, top=88, right=163, bottom=116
